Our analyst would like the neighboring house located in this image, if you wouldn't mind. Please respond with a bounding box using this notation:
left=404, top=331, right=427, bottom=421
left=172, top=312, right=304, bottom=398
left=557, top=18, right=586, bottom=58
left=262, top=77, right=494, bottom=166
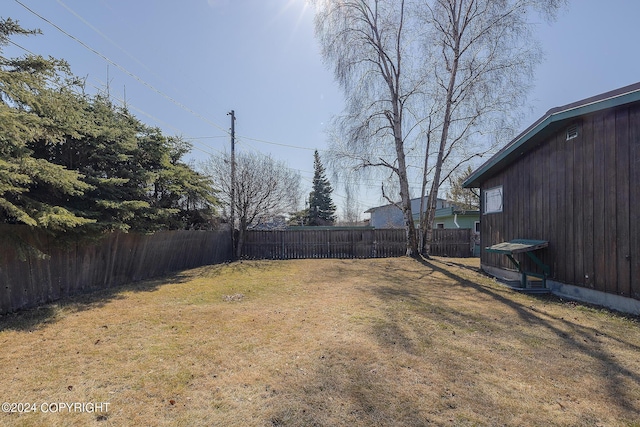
left=425, top=206, right=480, bottom=231
left=464, top=82, right=640, bottom=314
left=365, top=197, right=480, bottom=256
left=365, top=197, right=450, bottom=229
left=250, top=215, right=287, bottom=230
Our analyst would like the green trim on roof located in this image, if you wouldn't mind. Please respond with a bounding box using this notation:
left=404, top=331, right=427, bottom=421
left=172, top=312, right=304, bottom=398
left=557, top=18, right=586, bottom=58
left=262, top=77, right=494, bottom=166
left=410, top=206, right=480, bottom=222
left=463, top=83, right=640, bottom=188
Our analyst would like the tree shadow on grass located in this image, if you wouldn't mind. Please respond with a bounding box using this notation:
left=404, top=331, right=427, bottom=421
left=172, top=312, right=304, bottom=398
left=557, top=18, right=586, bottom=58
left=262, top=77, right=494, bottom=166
left=266, top=340, right=434, bottom=427
left=0, top=270, right=194, bottom=333
left=371, top=256, right=640, bottom=418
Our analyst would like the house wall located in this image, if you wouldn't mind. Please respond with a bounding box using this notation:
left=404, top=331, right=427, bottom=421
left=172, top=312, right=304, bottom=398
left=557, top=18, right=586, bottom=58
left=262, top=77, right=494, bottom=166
left=370, top=204, right=404, bottom=228
left=433, top=215, right=478, bottom=229
left=369, top=198, right=450, bottom=229
left=410, top=198, right=449, bottom=213
left=433, top=217, right=455, bottom=228
left=480, top=103, right=640, bottom=301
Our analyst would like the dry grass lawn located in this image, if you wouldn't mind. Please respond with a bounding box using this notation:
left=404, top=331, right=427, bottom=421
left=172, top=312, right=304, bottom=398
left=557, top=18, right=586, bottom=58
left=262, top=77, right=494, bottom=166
left=0, top=257, right=639, bottom=426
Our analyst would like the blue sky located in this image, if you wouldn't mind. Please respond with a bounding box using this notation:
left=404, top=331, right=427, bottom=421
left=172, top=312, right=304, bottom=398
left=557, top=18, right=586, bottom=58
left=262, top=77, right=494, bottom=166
left=3, top=0, right=640, bottom=218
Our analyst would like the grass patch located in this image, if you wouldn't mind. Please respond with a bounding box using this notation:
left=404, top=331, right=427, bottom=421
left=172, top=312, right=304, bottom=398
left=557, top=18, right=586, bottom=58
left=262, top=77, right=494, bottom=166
left=0, top=257, right=639, bottom=426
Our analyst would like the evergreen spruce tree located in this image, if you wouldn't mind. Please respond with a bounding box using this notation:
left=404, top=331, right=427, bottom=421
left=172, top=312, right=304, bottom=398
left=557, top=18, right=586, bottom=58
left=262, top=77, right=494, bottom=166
left=307, top=150, right=336, bottom=226
left=0, top=18, right=94, bottom=231
left=0, top=18, right=219, bottom=235
left=446, top=166, right=480, bottom=211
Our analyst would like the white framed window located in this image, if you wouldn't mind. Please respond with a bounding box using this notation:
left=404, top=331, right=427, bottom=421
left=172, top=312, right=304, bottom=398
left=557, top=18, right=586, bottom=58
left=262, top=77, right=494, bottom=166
left=474, top=221, right=481, bottom=233
left=436, top=223, right=445, bottom=229
left=484, top=186, right=503, bottom=214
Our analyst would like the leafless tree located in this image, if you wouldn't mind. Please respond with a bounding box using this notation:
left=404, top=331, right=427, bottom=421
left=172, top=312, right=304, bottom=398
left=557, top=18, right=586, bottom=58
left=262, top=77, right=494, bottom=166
left=314, top=0, right=563, bottom=257
left=417, top=0, right=564, bottom=256
left=341, top=180, right=362, bottom=225
left=203, top=151, right=300, bottom=257
left=314, top=0, right=422, bottom=256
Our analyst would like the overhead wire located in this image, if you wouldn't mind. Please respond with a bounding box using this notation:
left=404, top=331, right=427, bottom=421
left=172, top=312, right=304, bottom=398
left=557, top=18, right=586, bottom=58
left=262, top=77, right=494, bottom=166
left=11, top=0, right=429, bottom=212
left=234, top=137, right=428, bottom=190
left=117, top=104, right=226, bottom=158
left=9, top=20, right=287, bottom=173
left=45, top=0, right=233, bottom=154
left=236, top=139, right=353, bottom=203
left=86, top=79, right=227, bottom=158
left=14, top=0, right=231, bottom=136
left=55, top=0, right=162, bottom=79
left=239, top=134, right=429, bottom=161
left=238, top=135, right=321, bottom=152
left=7, top=39, right=36, bottom=55
left=14, top=0, right=426, bottom=175
left=14, top=1, right=327, bottom=165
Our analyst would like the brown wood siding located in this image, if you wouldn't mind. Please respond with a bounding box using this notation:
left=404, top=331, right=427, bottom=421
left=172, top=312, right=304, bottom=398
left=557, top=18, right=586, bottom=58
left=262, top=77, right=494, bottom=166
left=604, top=110, right=618, bottom=294
left=615, top=108, right=631, bottom=297
left=630, top=107, right=640, bottom=299
left=582, top=115, right=595, bottom=289
left=564, top=121, right=576, bottom=285
left=481, top=103, right=640, bottom=300
left=556, top=127, right=569, bottom=282
left=573, top=119, right=585, bottom=286
left=593, top=112, right=607, bottom=291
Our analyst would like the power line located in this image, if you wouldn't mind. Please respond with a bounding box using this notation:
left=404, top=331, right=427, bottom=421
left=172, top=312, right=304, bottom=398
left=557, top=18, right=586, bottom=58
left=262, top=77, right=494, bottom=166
left=85, top=80, right=226, bottom=158
left=10, top=1, right=428, bottom=210
left=183, top=136, right=230, bottom=140
left=240, top=133, right=430, bottom=163
left=238, top=135, right=320, bottom=152
left=14, top=0, right=317, bottom=162
left=8, top=39, right=35, bottom=55
left=15, top=1, right=316, bottom=164
left=235, top=139, right=427, bottom=197
left=13, top=1, right=229, bottom=158
left=13, top=0, right=427, bottom=174
left=14, top=0, right=230, bottom=136
left=46, top=0, right=231, bottom=156
left=56, top=0, right=156, bottom=77
left=235, top=140, right=354, bottom=204
left=121, top=105, right=225, bottom=158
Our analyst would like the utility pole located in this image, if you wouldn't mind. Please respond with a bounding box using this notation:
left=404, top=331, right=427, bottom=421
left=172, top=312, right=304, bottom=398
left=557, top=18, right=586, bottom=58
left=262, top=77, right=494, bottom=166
left=227, top=110, right=236, bottom=258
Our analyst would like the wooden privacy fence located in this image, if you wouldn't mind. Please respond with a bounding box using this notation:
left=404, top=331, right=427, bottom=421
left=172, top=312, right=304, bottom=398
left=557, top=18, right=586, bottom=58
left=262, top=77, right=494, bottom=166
left=242, top=228, right=475, bottom=260
left=242, top=228, right=406, bottom=259
left=0, top=225, right=474, bottom=313
left=429, top=228, right=474, bottom=258
left=0, top=226, right=232, bottom=314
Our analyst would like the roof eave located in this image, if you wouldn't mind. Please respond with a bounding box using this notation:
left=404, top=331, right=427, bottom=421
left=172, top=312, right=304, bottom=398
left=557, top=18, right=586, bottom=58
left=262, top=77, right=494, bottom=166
left=463, top=83, right=640, bottom=188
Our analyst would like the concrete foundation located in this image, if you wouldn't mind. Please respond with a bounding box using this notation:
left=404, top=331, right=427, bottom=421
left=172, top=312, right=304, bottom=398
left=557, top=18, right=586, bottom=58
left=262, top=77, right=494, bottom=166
left=482, top=264, right=640, bottom=316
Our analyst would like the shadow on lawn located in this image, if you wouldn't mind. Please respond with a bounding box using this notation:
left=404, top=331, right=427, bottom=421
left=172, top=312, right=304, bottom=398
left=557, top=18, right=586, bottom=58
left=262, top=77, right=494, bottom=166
left=371, top=256, right=640, bottom=418
left=268, top=342, right=432, bottom=427
left=0, top=271, right=193, bottom=333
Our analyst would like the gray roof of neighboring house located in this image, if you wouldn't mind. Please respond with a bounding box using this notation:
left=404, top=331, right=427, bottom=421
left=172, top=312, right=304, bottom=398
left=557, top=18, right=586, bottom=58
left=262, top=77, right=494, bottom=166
left=364, top=196, right=447, bottom=213
left=411, top=206, right=479, bottom=221
left=463, top=81, right=640, bottom=188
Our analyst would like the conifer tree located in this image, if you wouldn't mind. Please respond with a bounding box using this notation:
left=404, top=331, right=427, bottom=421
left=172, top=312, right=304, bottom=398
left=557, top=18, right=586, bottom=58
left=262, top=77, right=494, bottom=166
left=446, top=166, right=479, bottom=211
left=0, top=18, right=94, bottom=231
left=0, top=18, right=219, bottom=235
left=307, top=150, right=336, bottom=226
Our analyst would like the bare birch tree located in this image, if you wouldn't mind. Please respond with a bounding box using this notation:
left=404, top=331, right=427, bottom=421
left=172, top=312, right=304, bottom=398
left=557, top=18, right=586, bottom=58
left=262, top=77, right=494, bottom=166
left=417, top=0, right=565, bottom=256
left=313, top=0, right=563, bottom=257
left=203, top=151, right=300, bottom=258
left=314, top=0, right=422, bottom=256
